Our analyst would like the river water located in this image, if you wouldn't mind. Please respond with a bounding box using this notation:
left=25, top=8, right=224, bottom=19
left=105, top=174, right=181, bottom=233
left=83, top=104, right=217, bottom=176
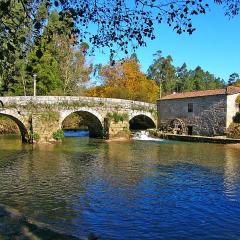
left=0, top=134, right=240, bottom=239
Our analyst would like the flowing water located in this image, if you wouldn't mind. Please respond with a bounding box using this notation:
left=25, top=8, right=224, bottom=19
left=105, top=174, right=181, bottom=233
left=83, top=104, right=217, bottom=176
left=132, top=130, right=163, bottom=141
left=0, top=134, right=240, bottom=239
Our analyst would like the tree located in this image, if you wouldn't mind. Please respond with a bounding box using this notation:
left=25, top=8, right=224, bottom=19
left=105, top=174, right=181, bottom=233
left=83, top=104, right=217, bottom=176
left=130, top=53, right=139, bottom=63
left=147, top=50, right=225, bottom=96
left=215, top=0, right=240, bottom=17
left=22, top=11, right=92, bottom=96
left=26, top=11, right=63, bottom=95
left=176, top=63, right=194, bottom=92
left=56, top=38, right=92, bottom=95
left=228, top=73, right=240, bottom=86
left=1, top=0, right=224, bottom=60
left=147, top=51, right=176, bottom=97
left=87, top=58, right=158, bottom=102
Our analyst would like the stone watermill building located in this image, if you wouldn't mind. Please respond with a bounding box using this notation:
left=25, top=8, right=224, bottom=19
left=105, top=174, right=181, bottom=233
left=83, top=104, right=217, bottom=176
left=157, top=86, right=240, bottom=136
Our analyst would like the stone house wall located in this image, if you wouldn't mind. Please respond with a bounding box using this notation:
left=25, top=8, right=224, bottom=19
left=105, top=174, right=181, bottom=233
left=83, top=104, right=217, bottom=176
left=158, top=94, right=228, bottom=136
left=226, top=93, right=240, bottom=128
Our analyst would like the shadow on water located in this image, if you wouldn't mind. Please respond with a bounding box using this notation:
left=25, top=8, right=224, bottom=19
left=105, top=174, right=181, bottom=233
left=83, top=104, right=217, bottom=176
left=0, top=203, right=81, bottom=240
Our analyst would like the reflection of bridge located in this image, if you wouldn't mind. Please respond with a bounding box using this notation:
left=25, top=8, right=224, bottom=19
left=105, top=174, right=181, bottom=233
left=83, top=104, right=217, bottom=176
left=0, top=96, right=157, bottom=142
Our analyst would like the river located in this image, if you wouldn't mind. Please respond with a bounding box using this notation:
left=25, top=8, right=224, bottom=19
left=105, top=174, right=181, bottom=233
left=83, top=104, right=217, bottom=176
left=0, top=134, right=240, bottom=239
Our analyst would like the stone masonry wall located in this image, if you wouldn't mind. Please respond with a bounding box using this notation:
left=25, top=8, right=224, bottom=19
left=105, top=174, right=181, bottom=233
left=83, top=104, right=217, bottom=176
left=227, top=94, right=240, bottom=128
left=158, top=95, right=227, bottom=136
left=32, top=112, right=61, bottom=142
left=107, top=120, right=130, bottom=140
left=0, top=96, right=157, bottom=142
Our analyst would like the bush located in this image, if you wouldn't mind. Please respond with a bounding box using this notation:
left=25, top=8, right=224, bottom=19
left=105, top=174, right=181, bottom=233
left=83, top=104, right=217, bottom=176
left=106, top=112, right=129, bottom=123
left=226, top=123, right=240, bottom=139
left=32, top=132, right=40, bottom=142
left=28, top=132, right=40, bottom=143
left=233, top=112, right=240, bottom=123
left=52, top=129, right=64, bottom=141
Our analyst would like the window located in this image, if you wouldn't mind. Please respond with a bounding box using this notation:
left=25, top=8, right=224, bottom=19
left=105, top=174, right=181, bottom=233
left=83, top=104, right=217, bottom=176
left=188, top=103, right=193, bottom=113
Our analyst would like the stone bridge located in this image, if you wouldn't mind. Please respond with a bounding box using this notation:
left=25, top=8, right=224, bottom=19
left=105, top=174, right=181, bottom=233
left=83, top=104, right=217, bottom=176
left=0, top=96, right=157, bottom=142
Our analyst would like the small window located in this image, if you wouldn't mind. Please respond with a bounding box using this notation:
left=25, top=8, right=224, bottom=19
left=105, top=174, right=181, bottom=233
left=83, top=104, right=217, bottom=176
left=188, top=103, right=193, bottom=113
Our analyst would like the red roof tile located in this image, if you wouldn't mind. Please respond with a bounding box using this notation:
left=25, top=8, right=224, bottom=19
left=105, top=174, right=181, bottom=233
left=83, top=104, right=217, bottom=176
left=158, top=86, right=240, bottom=100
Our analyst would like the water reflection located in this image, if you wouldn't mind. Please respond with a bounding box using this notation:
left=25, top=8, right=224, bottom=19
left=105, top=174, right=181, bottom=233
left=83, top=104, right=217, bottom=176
left=0, top=137, right=240, bottom=239
left=223, top=145, right=240, bottom=200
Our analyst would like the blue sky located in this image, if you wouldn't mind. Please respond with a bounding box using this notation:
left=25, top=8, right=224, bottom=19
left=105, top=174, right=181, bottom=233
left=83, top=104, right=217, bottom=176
left=91, top=3, right=240, bottom=83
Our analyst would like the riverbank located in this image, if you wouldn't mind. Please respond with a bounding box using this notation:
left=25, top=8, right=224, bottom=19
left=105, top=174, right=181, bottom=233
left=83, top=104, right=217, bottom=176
left=149, top=130, right=240, bottom=144
left=0, top=204, right=82, bottom=240
left=0, top=116, right=19, bottom=134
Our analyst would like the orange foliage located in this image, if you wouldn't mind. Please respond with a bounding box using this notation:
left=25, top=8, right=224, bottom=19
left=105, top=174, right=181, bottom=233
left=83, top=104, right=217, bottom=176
left=87, top=59, right=158, bottom=103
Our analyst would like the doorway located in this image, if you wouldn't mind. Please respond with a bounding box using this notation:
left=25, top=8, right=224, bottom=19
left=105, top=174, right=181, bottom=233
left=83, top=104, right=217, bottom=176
left=187, top=126, right=193, bottom=135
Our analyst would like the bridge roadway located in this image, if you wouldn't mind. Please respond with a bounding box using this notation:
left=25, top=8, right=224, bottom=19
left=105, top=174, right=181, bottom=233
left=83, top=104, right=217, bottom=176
left=0, top=96, right=157, bottom=143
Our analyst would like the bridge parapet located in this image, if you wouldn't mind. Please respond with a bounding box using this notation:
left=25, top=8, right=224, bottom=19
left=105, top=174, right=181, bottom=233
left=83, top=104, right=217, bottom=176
left=0, top=96, right=156, bottom=111
left=0, top=96, right=157, bottom=143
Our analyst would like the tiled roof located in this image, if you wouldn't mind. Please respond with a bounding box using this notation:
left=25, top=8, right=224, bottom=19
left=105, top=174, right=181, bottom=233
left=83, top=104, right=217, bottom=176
left=159, top=86, right=240, bottom=100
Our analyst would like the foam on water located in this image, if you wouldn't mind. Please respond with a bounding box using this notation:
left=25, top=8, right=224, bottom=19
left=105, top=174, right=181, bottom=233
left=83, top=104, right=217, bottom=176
left=132, top=130, right=163, bottom=141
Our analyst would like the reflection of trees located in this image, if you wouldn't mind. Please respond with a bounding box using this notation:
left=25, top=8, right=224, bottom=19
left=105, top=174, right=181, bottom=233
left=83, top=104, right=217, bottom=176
left=102, top=141, right=158, bottom=187
left=1, top=138, right=240, bottom=237
left=223, top=145, right=240, bottom=199
left=0, top=140, right=104, bottom=233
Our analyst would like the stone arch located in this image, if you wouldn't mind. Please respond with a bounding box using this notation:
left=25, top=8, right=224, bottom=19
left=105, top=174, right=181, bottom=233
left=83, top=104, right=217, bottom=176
left=0, top=113, right=29, bottom=142
left=61, top=110, right=104, bottom=138
left=129, top=114, right=156, bottom=130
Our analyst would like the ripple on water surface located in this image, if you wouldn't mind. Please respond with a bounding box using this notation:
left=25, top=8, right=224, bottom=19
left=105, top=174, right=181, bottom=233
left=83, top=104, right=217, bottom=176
left=0, top=135, right=240, bottom=239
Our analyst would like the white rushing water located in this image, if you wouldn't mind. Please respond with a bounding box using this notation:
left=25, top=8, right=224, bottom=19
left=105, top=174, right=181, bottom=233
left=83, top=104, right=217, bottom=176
left=132, top=131, right=164, bottom=141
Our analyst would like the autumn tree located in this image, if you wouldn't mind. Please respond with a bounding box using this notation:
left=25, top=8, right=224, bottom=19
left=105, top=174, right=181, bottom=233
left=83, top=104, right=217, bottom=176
left=0, top=0, right=238, bottom=95
left=87, top=58, right=158, bottom=102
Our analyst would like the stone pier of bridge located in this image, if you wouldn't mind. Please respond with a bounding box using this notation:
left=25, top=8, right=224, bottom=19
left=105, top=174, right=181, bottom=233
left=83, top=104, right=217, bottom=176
left=0, top=96, right=157, bottom=143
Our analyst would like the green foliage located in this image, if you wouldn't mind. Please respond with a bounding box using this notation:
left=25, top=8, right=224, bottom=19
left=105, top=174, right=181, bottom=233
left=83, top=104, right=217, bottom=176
left=147, top=51, right=225, bottom=97
left=107, top=112, right=129, bottom=123
left=52, top=129, right=64, bottom=141
left=147, top=50, right=176, bottom=96
left=228, top=73, right=240, bottom=86
left=0, top=10, right=91, bottom=96
left=1, top=0, right=218, bottom=63
left=32, top=132, right=40, bottom=142
left=233, top=112, right=240, bottom=123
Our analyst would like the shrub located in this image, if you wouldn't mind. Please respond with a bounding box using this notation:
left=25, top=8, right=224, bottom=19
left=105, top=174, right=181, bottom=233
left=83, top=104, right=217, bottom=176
left=52, top=129, right=64, bottom=141
left=106, top=112, right=129, bottom=123
left=28, top=132, right=40, bottom=142
left=32, top=132, right=40, bottom=141
left=233, top=112, right=240, bottom=123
